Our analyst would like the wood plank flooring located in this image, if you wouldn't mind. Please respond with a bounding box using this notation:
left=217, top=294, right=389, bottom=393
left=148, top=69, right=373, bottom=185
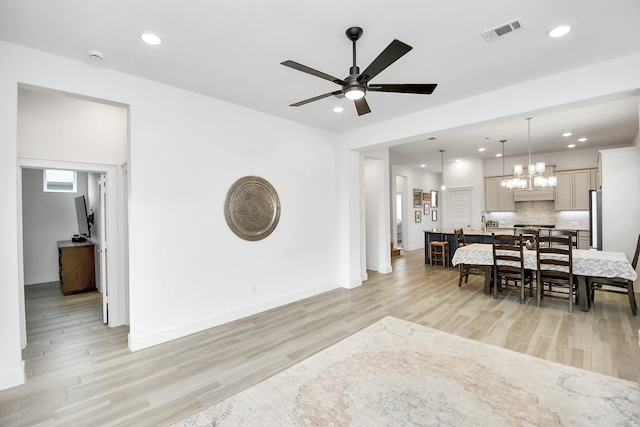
left=1, top=249, right=639, bottom=426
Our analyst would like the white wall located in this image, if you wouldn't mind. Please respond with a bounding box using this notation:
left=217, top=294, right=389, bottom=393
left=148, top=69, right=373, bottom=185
left=600, top=146, right=640, bottom=259
left=18, top=87, right=128, bottom=164
left=0, top=41, right=343, bottom=389
left=21, top=169, right=89, bottom=285
left=364, top=157, right=380, bottom=271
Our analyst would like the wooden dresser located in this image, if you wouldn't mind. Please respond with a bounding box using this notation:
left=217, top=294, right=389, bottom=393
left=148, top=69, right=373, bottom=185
left=57, top=240, right=96, bottom=295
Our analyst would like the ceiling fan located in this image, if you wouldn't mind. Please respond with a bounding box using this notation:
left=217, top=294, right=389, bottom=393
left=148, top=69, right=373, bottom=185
left=281, top=27, right=437, bottom=116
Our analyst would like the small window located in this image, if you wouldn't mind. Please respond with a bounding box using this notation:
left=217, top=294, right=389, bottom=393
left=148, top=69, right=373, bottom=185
left=43, top=169, right=77, bottom=193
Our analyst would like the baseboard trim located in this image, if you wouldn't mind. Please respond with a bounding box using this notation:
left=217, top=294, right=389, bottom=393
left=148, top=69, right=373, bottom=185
left=25, top=274, right=59, bottom=286
left=128, top=282, right=339, bottom=352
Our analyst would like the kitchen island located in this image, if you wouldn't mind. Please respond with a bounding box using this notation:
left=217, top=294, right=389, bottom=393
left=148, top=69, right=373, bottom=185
left=424, top=227, right=588, bottom=264
left=423, top=228, right=513, bottom=265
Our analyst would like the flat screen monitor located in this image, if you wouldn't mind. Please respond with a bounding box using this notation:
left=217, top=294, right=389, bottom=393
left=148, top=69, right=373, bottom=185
left=74, top=195, right=91, bottom=238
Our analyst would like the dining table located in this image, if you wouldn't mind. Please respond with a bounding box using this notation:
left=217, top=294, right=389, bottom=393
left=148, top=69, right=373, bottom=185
left=451, top=243, right=638, bottom=311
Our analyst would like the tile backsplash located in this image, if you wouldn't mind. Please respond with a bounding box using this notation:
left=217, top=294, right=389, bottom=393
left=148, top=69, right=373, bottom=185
left=485, top=201, right=589, bottom=230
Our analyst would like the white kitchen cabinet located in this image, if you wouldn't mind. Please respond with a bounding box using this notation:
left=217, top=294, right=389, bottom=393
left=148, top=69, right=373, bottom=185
left=554, top=168, right=596, bottom=211
left=485, top=176, right=515, bottom=212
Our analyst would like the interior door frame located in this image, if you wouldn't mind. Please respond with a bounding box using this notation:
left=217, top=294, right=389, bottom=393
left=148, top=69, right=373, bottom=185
left=98, top=174, right=108, bottom=323
left=16, top=158, right=124, bottom=347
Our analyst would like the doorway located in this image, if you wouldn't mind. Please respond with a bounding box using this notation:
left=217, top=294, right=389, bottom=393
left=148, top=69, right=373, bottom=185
left=17, top=160, right=124, bottom=348
left=395, top=175, right=408, bottom=250
left=396, top=193, right=403, bottom=248
left=16, top=86, right=129, bottom=352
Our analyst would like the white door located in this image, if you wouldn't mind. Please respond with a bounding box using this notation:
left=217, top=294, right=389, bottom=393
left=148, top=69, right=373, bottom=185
left=98, top=174, right=108, bottom=323
left=449, top=189, right=472, bottom=229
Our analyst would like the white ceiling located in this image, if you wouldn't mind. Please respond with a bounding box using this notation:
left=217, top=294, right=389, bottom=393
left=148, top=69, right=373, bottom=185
left=1, top=0, right=639, bottom=169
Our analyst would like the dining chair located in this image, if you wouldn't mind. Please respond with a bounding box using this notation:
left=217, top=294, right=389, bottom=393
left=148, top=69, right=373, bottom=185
left=588, top=233, right=640, bottom=315
left=536, top=234, right=575, bottom=312
left=492, top=234, right=533, bottom=303
left=549, top=229, right=578, bottom=248
left=454, top=229, right=485, bottom=287
left=514, top=228, right=540, bottom=246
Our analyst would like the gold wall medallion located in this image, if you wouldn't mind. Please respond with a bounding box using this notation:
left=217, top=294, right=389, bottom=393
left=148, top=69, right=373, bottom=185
left=224, top=176, right=281, bottom=241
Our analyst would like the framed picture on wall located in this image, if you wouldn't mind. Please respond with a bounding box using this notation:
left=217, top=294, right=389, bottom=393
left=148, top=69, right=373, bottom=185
left=431, top=210, right=438, bottom=221
left=422, top=192, right=429, bottom=201
left=413, top=189, right=423, bottom=208
left=415, top=210, right=421, bottom=223
left=423, top=202, right=430, bottom=215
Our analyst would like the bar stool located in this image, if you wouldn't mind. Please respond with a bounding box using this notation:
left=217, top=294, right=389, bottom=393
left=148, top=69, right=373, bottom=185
left=430, top=241, right=450, bottom=268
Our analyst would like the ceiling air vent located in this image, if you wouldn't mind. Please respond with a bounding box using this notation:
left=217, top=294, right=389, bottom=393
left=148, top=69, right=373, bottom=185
left=481, top=18, right=524, bottom=41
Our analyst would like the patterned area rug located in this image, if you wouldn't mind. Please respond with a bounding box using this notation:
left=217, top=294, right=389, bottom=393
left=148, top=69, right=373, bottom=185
left=172, top=316, right=640, bottom=426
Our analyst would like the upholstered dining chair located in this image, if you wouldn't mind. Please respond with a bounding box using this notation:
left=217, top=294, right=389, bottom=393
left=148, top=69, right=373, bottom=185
left=588, top=234, right=640, bottom=316
left=492, top=234, right=533, bottom=303
left=536, top=234, right=575, bottom=312
left=454, top=229, right=485, bottom=287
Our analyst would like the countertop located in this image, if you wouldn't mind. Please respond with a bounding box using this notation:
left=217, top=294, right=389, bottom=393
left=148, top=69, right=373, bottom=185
left=424, top=228, right=507, bottom=236
left=424, top=227, right=588, bottom=236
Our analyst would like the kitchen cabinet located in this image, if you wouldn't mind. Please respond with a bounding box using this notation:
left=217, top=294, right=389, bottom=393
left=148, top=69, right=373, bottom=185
left=485, top=176, right=515, bottom=212
left=554, top=168, right=597, bottom=211
left=578, top=230, right=590, bottom=250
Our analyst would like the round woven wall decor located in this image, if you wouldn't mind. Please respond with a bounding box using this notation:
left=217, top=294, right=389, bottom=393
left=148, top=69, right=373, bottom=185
left=224, top=176, right=281, bottom=241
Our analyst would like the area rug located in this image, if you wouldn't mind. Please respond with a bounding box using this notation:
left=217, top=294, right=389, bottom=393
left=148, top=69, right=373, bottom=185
left=172, top=316, right=640, bottom=426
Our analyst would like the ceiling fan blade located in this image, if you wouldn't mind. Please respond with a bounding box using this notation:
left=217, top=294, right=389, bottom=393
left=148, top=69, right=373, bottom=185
left=290, top=90, right=343, bottom=107
left=354, top=97, right=371, bottom=116
left=358, top=39, right=412, bottom=83
left=368, top=83, right=438, bottom=94
left=281, top=60, right=345, bottom=85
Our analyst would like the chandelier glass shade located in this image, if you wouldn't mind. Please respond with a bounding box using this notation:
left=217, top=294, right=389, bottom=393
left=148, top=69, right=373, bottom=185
left=505, top=118, right=556, bottom=191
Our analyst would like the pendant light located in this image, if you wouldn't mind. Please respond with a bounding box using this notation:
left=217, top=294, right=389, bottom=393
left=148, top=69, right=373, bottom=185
left=507, top=117, right=556, bottom=191
left=440, top=149, right=446, bottom=191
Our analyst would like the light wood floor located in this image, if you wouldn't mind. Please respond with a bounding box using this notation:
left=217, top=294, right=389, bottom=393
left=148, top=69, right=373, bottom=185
left=1, top=249, right=639, bottom=426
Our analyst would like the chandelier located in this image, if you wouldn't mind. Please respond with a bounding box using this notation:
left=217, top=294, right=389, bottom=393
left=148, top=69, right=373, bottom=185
left=506, top=117, right=556, bottom=191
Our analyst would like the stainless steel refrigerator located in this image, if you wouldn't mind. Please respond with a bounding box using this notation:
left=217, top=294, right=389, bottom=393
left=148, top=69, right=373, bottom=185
left=589, top=189, right=602, bottom=250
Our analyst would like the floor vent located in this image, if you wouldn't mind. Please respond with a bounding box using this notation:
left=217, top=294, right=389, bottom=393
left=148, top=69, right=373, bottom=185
left=481, top=18, right=524, bottom=41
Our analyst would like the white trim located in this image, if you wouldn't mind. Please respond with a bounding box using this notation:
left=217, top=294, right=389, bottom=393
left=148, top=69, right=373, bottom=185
left=128, top=282, right=338, bottom=351
left=17, top=158, right=127, bottom=336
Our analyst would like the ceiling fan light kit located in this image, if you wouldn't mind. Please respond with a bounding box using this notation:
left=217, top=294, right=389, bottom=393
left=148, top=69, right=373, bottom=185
left=282, top=27, right=437, bottom=116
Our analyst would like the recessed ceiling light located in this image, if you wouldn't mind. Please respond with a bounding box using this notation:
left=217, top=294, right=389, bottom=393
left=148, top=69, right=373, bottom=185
left=548, top=25, right=571, bottom=38
left=496, top=153, right=502, bottom=157
left=141, top=33, right=162, bottom=45
left=478, top=148, right=485, bottom=152
left=333, top=106, right=344, bottom=113
left=568, top=144, right=576, bottom=148
left=562, top=132, right=572, bottom=137
left=420, top=164, right=426, bottom=168
left=456, top=159, right=461, bottom=162
left=578, top=137, right=587, bottom=142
